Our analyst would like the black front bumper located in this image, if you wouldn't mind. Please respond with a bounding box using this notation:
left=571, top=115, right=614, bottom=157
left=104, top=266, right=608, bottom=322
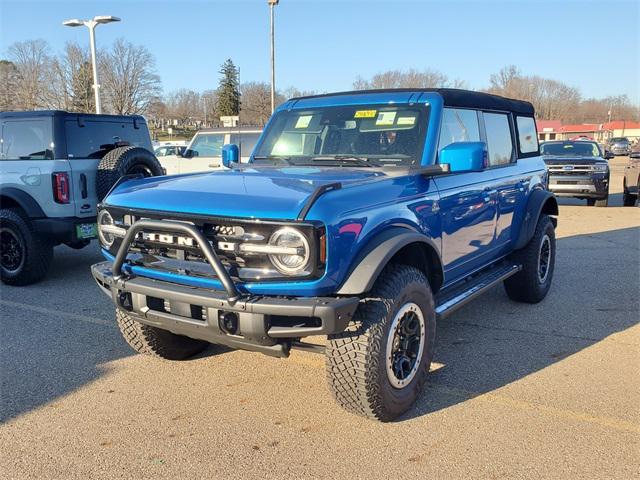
left=32, top=216, right=97, bottom=244
left=92, top=262, right=359, bottom=358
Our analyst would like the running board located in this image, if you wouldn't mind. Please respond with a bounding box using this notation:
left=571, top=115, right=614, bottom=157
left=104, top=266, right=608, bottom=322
left=435, top=263, right=521, bottom=320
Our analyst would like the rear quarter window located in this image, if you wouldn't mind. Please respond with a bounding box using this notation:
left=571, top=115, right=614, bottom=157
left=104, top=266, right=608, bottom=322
left=65, top=120, right=151, bottom=159
left=1, top=119, right=53, bottom=160
left=516, top=116, right=539, bottom=155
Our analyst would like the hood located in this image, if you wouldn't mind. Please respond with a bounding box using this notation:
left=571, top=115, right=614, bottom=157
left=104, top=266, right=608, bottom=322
left=542, top=156, right=605, bottom=165
left=105, top=166, right=387, bottom=220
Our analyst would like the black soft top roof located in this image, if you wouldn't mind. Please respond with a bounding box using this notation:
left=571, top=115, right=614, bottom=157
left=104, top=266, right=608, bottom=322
left=292, top=88, right=535, bottom=116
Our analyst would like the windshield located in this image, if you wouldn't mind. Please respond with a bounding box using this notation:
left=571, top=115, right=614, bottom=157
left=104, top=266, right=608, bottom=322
left=610, top=137, right=629, bottom=144
left=253, top=104, right=429, bottom=166
left=541, top=142, right=600, bottom=157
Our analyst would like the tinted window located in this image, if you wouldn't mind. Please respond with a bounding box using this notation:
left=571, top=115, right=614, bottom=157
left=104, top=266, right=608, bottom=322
left=516, top=116, right=538, bottom=154
left=438, top=108, right=480, bottom=153
left=230, top=133, right=261, bottom=158
left=65, top=120, right=150, bottom=159
left=1, top=120, right=53, bottom=160
left=188, top=133, right=225, bottom=157
left=484, top=113, right=513, bottom=166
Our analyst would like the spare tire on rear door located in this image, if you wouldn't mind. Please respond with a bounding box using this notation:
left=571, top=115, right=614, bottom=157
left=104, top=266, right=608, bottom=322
left=96, top=146, right=164, bottom=201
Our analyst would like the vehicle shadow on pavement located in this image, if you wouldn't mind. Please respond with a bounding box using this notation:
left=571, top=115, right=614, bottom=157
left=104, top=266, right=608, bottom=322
left=0, top=243, right=232, bottom=423
left=403, top=226, right=639, bottom=421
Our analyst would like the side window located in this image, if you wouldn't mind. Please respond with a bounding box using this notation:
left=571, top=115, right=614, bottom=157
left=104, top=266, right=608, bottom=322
left=516, top=116, right=538, bottom=154
left=438, top=108, right=480, bottom=153
left=230, top=133, right=261, bottom=157
left=484, top=113, right=514, bottom=166
left=65, top=120, right=148, bottom=159
left=188, top=134, right=225, bottom=157
left=1, top=120, right=53, bottom=160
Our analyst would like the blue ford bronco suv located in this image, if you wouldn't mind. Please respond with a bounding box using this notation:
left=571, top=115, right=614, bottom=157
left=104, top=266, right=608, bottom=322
left=92, top=89, right=558, bottom=421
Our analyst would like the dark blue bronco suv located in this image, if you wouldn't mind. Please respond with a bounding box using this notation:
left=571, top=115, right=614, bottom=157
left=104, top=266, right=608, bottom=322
left=92, top=89, right=558, bottom=421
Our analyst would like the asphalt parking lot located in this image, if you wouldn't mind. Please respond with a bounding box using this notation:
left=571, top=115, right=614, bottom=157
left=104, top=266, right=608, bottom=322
left=1, top=156, right=638, bottom=479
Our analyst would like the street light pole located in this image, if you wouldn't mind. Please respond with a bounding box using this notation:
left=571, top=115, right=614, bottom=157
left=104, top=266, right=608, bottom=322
left=63, top=15, right=121, bottom=114
left=268, top=0, right=279, bottom=114
left=87, top=22, right=101, bottom=114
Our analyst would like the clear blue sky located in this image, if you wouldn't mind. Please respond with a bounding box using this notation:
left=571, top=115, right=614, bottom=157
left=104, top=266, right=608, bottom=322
left=1, top=0, right=639, bottom=102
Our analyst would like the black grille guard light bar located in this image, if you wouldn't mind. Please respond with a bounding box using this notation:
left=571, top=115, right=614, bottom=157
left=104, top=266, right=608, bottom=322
left=112, top=219, right=241, bottom=302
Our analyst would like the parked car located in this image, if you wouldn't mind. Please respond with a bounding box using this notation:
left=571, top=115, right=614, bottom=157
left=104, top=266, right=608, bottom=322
left=0, top=110, right=163, bottom=285
left=154, top=144, right=187, bottom=158
left=91, top=89, right=558, bottom=421
left=541, top=140, right=612, bottom=207
left=159, top=127, right=262, bottom=175
left=622, top=145, right=640, bottom=206
left=607, top=137, right=631, bottom=156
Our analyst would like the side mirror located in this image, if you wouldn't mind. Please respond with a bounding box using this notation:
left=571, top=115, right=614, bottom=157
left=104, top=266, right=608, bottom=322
left=604, top=151, right=614, bottom=160
left=221, top=144, right=239, bottom=168
left=440, top=141, right=487, bottom=173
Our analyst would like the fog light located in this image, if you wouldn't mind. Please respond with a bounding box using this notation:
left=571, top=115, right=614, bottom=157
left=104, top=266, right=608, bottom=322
left=218, top=311, right=239, bottom=335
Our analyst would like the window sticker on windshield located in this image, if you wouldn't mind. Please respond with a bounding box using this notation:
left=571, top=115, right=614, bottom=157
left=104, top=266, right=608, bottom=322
left=397, top=116, right=416, bottom=126
left=376, top=111, right=397, bottom=126
left=295, top=115, right=313, bottom=129
left=354, top=110, right=377, bottom=118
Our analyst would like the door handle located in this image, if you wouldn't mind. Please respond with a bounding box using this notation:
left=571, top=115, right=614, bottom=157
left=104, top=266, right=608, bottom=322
left=80, top=173, right=88, bottom=199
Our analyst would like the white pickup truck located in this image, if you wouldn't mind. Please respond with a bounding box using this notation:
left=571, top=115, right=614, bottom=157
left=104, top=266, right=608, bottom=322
left=158, top=127, right=262, bottom=175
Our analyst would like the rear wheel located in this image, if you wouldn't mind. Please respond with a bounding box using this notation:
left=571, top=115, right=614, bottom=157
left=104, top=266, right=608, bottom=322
left=325, top=264, right=436, bottom=421
left=116, top=309, right=209, bottom=360
left=623, top=181, right=637, bottom=206
left=0, top=208, right=53, bottom=286
left=504, top=214, right=556, bottom=303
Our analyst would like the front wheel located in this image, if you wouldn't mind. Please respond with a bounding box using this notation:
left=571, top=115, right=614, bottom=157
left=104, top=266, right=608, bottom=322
left=504, top=214, right=556, bottom=303
left=325, top=264, right=436, bottom=421
left=116, top=309, right=209, bottom=360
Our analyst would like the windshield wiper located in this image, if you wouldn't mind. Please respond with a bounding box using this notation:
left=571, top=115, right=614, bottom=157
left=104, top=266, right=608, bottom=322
left=310, top=155, right=381, bottom=167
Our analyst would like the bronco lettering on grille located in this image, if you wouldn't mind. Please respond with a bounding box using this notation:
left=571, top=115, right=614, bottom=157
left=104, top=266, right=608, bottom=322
left=139, top=232, right=195, bottom=247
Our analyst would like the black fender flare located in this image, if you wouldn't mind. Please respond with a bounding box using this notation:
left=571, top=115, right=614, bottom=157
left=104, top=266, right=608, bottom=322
left=337, top=227, right=444, bottom=295
left=513, top=189, right=558, bottom=250
left=0, top=187, right=46, bottom=218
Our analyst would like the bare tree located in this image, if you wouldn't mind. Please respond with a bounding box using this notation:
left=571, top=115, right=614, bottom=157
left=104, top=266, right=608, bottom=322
left=240, top=82, right=279, bottom=125
left=353, top=68, right=462, bottom=89
left=201, top=89, right=218, bottom=127
left=7, top=39, right=52, bottom=110
left=165, top=89, right=201, bottom=125
left=99, top=38, right=162, bottom=115
left=45, top=42, right=94, bottom=112
left=0, top=60, right=20, bottom=111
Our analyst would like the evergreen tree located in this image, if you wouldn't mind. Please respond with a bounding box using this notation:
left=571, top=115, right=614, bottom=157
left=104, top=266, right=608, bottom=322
left=216, top=59, right=240, bottom=116
left=70, top=61, right=95, bottom=112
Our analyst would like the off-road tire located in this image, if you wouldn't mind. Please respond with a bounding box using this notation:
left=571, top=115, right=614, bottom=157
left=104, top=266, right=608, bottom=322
left=96, top=146, right=163, bottom=201
left=115, top=308, right=209, bottom=360
left=325, top=264, right=436, bottom=422
left=0, top=208, right=53, bottom=286
left=504, top=214, right=555, bottom=303
left=622, top=181, right=637, bottom=206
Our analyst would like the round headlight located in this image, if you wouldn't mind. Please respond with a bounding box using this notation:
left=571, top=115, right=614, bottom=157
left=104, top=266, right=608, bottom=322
left=97, top=210, right=115, bottom=247
left=268, top=227, right=310, bottom=275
